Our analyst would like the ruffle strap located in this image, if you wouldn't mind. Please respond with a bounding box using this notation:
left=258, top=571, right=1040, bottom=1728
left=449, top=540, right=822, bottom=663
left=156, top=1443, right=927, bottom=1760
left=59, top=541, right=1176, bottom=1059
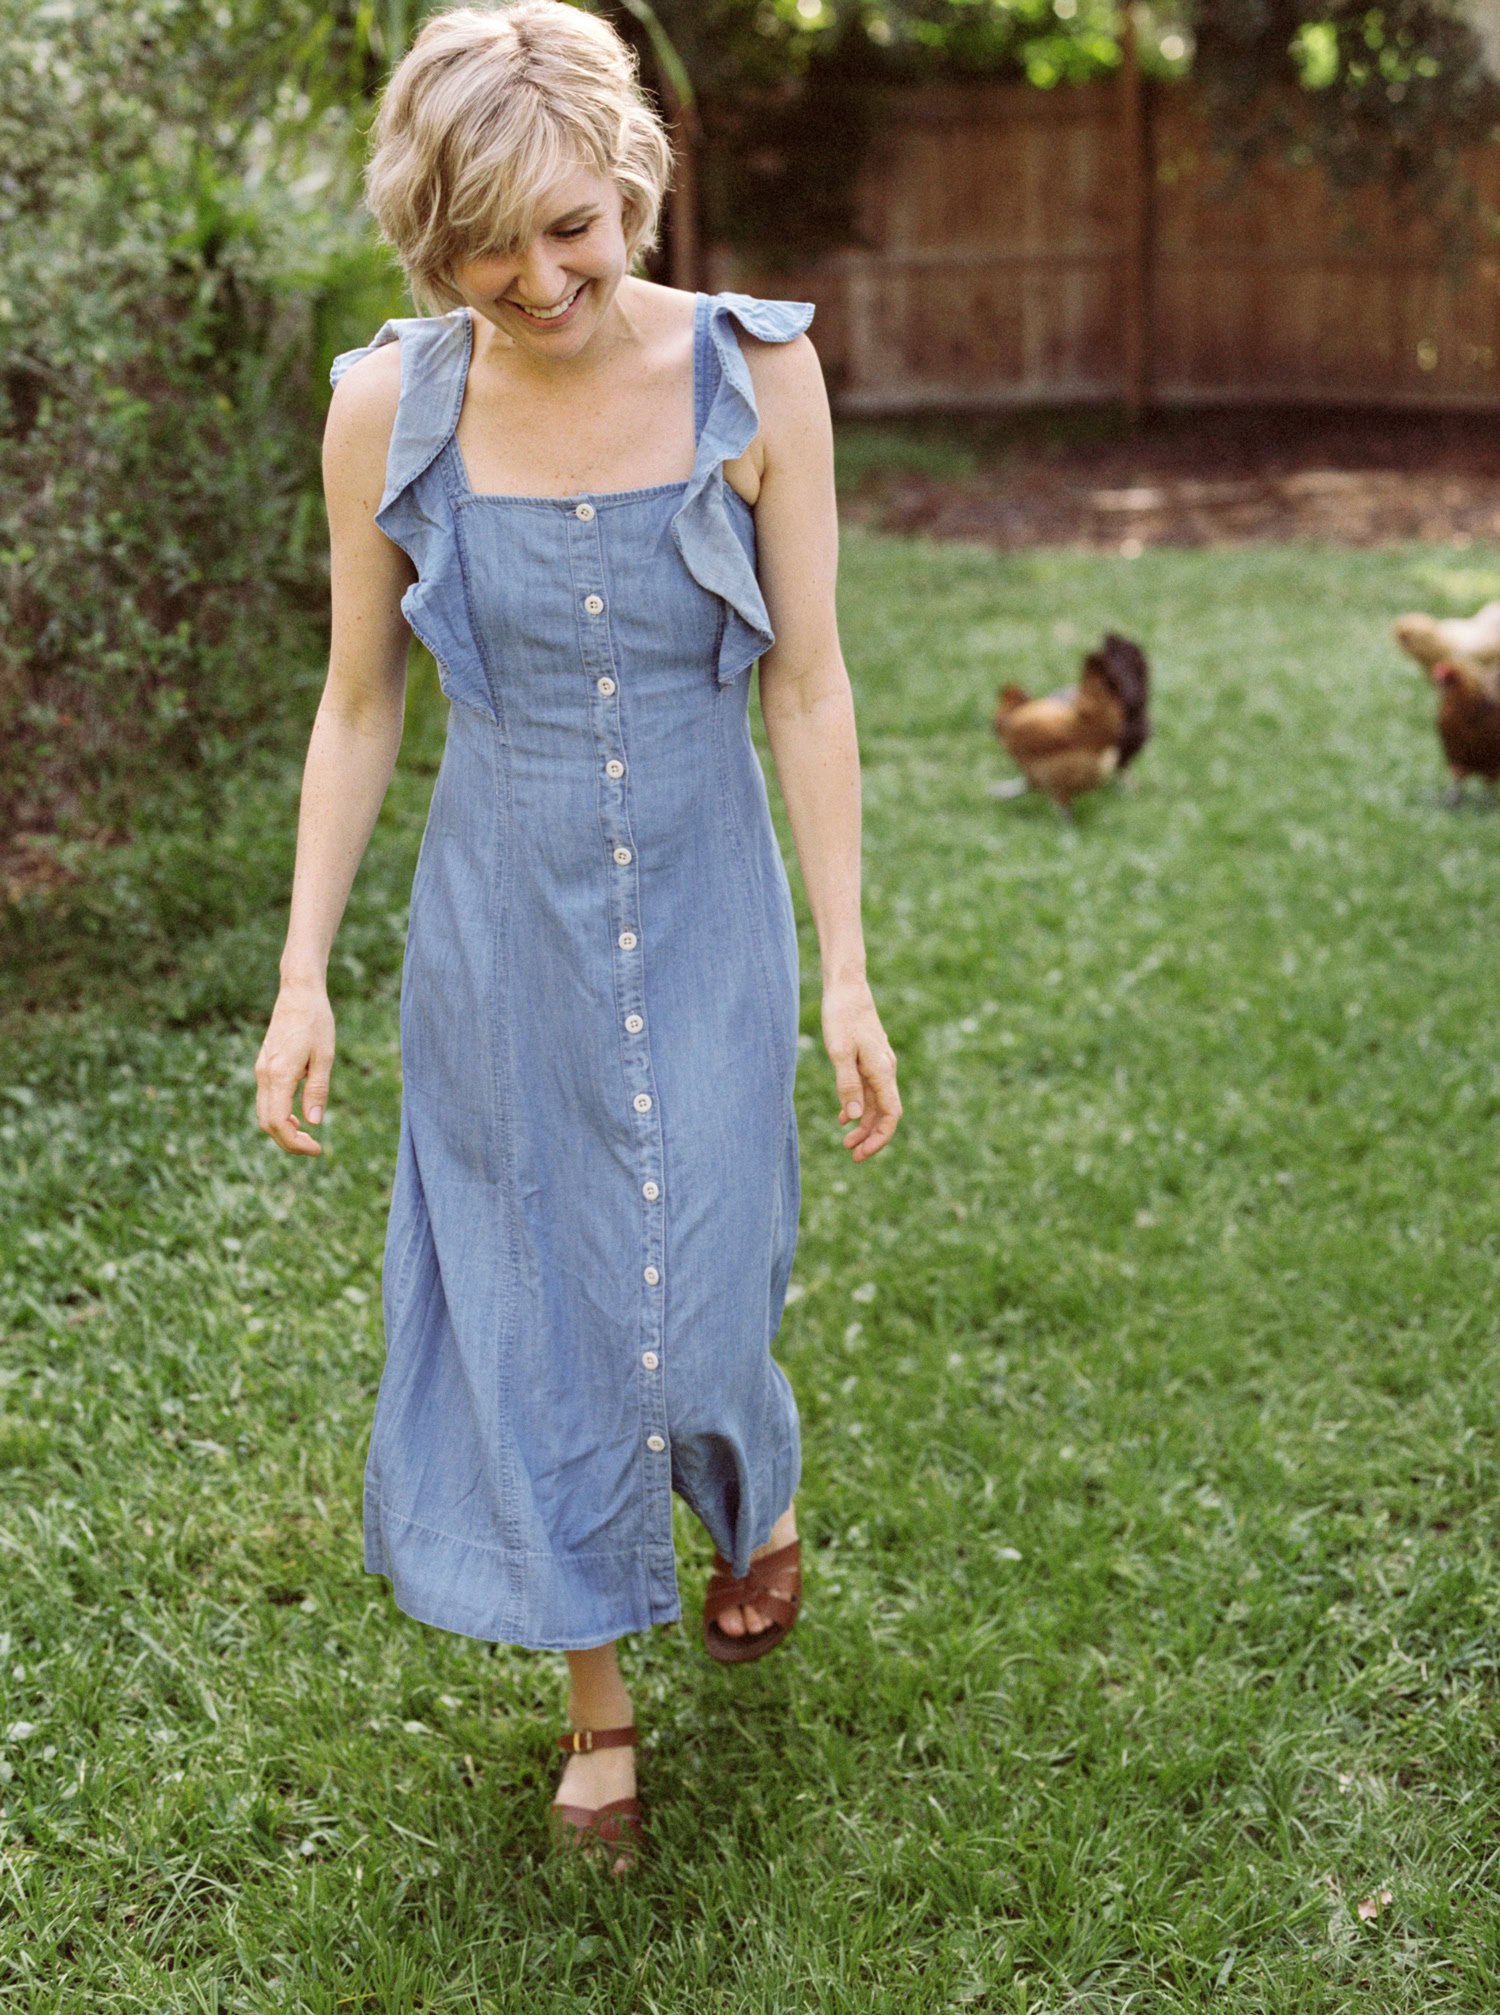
left=329, top=312, right=472, bottom=519
left=671, top=293, right=816, bottom=683
left=329, top=312, right=485, bottom=711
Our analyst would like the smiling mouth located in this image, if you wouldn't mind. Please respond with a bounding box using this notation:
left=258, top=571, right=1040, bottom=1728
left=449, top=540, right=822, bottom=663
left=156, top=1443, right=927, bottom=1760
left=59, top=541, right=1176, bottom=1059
left=507, top=284, right=584, bottom=324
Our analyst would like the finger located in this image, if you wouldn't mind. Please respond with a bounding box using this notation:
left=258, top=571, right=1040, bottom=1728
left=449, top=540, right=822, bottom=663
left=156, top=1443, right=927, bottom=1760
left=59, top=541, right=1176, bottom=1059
left=840, top=1057, right=881, bottom=1147
left=841, top=1043, right=896, bottom=1129
left=843, top=1114, right=879, bottom=1156
left=841, top=1089, right=876, bottom=1150
left=257, top=1062, right=294, bottom=1138
left=864, top=1054, right=901, bottom=1138
left=851, top=1106, right=899, bottom=1160
left=268, top=1112, right=323, bottom=1157
left=303, top=1044, right=334, bottom=1127
left=258, top=1064, right=319, bottom=1157
left=830, top=1048, right=865, bottom=1125
left=844, top=1115, right=882, bottom=1156
left=846, top=1062, right=900, bottom=1160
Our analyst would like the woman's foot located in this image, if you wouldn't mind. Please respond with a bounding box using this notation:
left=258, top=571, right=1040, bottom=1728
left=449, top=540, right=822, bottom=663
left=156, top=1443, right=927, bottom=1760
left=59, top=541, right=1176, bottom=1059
left=711, top=1503, right=799, bottom=1641
left=551, top=1732, right=640, bottom=1876
left=552, top=1644, right=639, bottom=1873
left=554, top=1734, right=637, bottom=1822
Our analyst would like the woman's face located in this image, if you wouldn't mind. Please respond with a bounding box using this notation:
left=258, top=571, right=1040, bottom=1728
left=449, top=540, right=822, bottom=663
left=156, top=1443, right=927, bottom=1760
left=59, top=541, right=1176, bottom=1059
left=450, top=162, right=632, bottom=360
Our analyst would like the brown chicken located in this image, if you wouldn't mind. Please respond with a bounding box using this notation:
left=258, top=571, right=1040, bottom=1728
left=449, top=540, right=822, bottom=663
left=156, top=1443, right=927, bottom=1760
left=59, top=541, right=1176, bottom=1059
left=1429, top=658, right=1500, bottom=804
left=993, top=633, right=1150, bottom=815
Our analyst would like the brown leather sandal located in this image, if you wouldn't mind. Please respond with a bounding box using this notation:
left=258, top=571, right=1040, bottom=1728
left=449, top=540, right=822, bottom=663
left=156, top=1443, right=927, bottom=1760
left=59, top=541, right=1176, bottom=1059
left=702, top=1538, right=802, bottom=1665
left=549, top=1724, right=642, bottom=1872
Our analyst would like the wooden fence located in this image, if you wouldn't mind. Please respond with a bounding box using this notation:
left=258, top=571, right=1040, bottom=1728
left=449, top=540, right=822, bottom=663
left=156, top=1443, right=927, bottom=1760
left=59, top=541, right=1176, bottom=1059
left=713, top=75, right=1500, bottom=413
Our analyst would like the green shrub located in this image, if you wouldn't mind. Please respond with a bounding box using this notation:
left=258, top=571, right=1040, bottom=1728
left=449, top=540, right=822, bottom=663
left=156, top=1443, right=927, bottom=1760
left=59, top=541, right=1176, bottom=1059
left=0, top=0, right=400, bottom=849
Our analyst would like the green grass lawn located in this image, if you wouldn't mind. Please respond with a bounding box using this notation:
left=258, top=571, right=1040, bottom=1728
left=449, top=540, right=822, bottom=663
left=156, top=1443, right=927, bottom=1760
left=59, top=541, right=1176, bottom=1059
left=3, top=533, right=1500, bottom=2012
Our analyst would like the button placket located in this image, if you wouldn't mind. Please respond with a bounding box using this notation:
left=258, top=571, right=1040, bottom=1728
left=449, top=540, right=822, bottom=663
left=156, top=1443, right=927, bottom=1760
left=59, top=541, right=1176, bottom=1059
left=567, top=502, right=671, bottom=1515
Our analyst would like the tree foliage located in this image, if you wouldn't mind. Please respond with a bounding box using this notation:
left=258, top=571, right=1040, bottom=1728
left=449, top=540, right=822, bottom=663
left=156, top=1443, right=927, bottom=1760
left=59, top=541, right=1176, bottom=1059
left=1194, top=0, right=1500, bottom=217
left=0, top=0, right=392, bottom=845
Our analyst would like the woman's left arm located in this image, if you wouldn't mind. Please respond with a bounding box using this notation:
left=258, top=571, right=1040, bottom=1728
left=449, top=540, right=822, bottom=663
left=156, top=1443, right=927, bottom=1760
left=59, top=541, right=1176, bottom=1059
left=743, top=331, right=901, bottom=1162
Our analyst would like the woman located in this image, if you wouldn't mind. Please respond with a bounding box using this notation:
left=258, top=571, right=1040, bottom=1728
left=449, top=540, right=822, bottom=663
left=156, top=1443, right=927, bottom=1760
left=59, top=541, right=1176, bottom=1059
left=255, top=0, right=899, bottom=1862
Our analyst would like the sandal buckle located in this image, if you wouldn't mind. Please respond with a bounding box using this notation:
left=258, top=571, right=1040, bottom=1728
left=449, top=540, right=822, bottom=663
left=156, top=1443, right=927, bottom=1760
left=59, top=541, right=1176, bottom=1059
left=570, top=1729, right=594, bottom=1753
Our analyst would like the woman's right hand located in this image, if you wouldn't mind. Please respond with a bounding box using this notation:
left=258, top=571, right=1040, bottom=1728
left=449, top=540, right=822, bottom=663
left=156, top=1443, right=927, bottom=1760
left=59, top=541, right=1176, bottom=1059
left=256, top=980, right=336, bottom=1157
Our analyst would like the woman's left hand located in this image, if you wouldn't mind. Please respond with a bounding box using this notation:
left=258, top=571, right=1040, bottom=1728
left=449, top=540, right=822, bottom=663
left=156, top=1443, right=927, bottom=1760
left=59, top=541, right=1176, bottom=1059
left=822, top=979, right=901, bottom=1162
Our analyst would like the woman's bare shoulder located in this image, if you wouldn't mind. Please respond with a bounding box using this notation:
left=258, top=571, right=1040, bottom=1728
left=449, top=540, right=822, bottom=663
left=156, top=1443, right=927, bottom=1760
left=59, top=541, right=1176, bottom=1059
left=327, top=340, right=402, bottom=437
left=324, top=341, right=402, bottom=502
left=738, top=324, right=827, bottom=442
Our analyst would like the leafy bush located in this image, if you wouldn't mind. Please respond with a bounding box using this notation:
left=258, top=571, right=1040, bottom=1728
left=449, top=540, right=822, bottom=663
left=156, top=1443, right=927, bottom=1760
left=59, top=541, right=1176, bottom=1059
left=0, top=0, right=398, bottom=855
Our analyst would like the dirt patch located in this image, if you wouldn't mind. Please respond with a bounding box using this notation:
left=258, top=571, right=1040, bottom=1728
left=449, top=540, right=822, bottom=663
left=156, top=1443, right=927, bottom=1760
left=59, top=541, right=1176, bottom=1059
left=840, top=405, right=1500, bottom=550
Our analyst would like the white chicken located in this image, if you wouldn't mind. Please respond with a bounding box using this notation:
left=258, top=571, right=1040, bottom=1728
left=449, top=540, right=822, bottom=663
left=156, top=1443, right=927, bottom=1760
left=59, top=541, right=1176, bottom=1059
left=1393, top=600, right=1500, bottom=673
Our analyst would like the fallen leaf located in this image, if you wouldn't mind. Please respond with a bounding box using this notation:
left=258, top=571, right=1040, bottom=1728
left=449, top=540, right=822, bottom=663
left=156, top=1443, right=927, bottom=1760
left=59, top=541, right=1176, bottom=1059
left=1357, top=1889, right=1393, bottom=1922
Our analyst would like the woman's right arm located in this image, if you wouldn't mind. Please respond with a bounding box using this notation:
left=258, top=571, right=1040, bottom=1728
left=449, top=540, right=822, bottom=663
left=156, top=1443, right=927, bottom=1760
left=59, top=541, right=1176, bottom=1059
left=255, top=345, right=415, bottom=1157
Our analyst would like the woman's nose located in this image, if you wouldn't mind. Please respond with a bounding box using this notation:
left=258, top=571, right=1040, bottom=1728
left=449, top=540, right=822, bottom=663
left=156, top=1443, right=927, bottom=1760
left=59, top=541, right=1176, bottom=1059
left=512, top=243, right=570, bottom=304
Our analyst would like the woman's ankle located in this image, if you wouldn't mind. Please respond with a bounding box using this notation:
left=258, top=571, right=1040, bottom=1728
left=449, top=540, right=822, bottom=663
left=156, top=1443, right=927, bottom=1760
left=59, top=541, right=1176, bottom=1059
left=564, top=1642, right=632, bottom=1730
left=755, top=1503, right=798, bottom=1558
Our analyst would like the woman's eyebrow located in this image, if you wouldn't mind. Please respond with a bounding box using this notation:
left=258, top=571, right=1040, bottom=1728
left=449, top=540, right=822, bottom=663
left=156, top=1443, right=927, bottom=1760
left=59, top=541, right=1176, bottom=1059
left=546, top=205, right=599, bottom=230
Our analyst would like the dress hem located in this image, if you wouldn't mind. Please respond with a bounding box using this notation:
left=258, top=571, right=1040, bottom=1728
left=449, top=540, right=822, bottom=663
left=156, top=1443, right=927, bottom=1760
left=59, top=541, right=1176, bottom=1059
left=365, top=1491, right=684, bottom=1651
left=364, top=1563, right=685, bottom=1654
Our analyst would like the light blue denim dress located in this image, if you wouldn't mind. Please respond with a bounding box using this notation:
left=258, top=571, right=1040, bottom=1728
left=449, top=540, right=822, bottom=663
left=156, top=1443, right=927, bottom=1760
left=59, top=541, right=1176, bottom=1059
left=329, top=292, right=813, bottom=1651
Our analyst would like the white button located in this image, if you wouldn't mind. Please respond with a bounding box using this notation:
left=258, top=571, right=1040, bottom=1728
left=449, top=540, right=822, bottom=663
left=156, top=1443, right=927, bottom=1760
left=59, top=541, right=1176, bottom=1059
left=605, top=759, right=625, bottom=779
left=641, top=1180, right=659, bottom=1200
left=643, top=1266, right=660, bottom=1285
left=633, top=1093, right=652, bottom=1114
left=574, top=502, right=595, bottom=521
left=584, top=594, right=604, bottom=615
left=642, top=1351, right=659, bottom=1370
left=613, top=847, right=632, bottom=866
left=625, top=1014, right=644, bottom=1034
left=618, top=930, right=637, bottom=951
left=597, top=676, right=615, bottom=695
left=646, top=1434, right=665, bottom=1453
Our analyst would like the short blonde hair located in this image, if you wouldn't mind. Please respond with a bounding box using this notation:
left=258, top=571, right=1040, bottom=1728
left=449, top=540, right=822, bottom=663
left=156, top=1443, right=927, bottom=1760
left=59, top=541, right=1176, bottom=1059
left=366, top=1, right=674, bottom=312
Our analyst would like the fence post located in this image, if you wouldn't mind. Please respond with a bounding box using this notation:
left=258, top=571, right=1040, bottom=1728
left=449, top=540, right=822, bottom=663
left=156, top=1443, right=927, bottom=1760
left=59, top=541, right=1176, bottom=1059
left=1119, top=7, right=1152, bottom=419
left=667, top=117, right=700, bottom=294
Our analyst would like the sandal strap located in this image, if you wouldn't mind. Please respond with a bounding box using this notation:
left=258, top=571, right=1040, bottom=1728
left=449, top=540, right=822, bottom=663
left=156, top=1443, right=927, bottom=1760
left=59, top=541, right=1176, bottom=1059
left=556, top=1723, right=638, bottom=1754
left=707, top=1585, right=799, bottom=1628
left=703, top=1540, right=802, bottom=1626
left=551, top=1796, right=643, bottom=1837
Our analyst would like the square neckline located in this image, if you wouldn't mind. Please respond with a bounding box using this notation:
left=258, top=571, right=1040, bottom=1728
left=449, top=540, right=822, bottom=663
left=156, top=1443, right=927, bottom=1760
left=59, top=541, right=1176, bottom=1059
left=453, top=297, right=704, bottom=508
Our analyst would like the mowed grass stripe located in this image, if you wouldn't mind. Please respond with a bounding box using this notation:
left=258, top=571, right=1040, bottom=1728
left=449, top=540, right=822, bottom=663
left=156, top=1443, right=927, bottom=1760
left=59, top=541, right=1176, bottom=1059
left=1, top=534, right=1497, bottom=2011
